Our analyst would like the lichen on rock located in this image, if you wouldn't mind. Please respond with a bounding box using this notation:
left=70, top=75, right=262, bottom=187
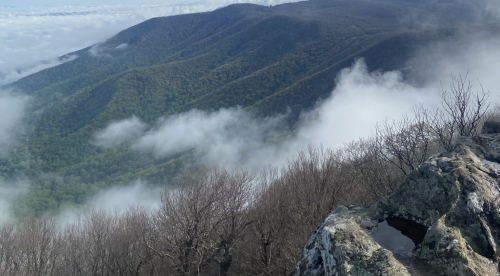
left=294, top=137, right=500, bottom=276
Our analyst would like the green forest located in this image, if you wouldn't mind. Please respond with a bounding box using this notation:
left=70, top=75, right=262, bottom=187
left=2, top=0, right=498, bottom=217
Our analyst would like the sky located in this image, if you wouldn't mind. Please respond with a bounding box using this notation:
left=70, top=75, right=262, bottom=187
left=1, top=0, right=285, bottom=7
left=1, top=0, right=165, bottom=5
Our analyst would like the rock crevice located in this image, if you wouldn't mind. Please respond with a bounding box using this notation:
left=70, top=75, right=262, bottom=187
left=294, top=138, right=500, bottom=276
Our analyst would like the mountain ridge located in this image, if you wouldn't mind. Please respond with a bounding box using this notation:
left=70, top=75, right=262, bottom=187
left=2, top=0, right=499, bottom=215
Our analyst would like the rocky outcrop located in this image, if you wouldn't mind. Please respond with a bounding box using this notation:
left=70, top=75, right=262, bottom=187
left=294, top=137, right=500, bottom=276
left=482, top=122, right=500, bottom=135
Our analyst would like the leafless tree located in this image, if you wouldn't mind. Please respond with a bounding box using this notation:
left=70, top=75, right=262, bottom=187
left=0, top=224, right=18, bottom=276
left=337, top=138, right=403, bottom=203
left=59, top=222, right=87, bottom=276
left=152, top=167, right=253, bottom=276
left=236, top=167, right=292, bottom=276
left=1, top=74, right=492, bottom=275
left=428, top=72, right=490, bottom=150
left=99, top=207, right=157, bottom=276
left=15, top=218, right=64, bottom=276
left=375, top=106, right=440, bottom=176
left=234, top=146, right=356, bottom=276
left=80, top=210, right=118, bottom=275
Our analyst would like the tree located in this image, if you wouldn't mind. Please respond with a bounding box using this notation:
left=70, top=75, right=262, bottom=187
left=152, top=167, right=253, bottom=276
left=428, top=72, right=490, bottom=150
left=16, top=218, right=63, bottom=276
left=0, top=224, right=17, bottom=276
left=375, top=106, right=438, bottom=176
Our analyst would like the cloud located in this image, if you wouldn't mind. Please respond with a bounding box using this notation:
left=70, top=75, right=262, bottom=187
left=95, top=29, right=500, bottom=173
left=0, top=55, right=77, bottom=86
left=115, top=43, right=128, bottom=50
left=0, top=1, right=301, bottom=85
left=0, top=90, right=29, bottom=153
left=54, top=180, right=163, bottom=226
left=89, top=42, right=128, bottom=57
left=88, top=44, right=107, bottom=57
left=5, top=0, right=499, bottom=215
left=128, top=108, right=283, bottom=171
left=93, top=115, right=147, bottom=148
left=0, top=180, right=29, bottom=226
left=292, top=33, right=500, bottom=159
left=1, top=0, right=299, bottom=7
left=95, top=59, right=437, bottom=172
left=87, top=180, right=162, bottom=211
left=293, top=59, right=440, bottom=149
left=485, top=0, right=500, bottom=19
left=0, top=5, right=148, bottom=85
left=405, top=35, right=500, bottom=105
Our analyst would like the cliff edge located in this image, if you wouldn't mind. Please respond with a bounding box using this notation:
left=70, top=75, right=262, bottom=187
left=294, top=132, right=500, bottom=275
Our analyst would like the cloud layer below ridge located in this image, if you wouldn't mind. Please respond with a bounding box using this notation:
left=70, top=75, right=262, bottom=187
left=0, top=0, right=301, bottom=85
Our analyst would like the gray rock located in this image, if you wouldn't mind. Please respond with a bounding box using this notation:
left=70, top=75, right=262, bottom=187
left=294, top=140, right=500, bottom=276
left=482, top=121, right=500, bottom=134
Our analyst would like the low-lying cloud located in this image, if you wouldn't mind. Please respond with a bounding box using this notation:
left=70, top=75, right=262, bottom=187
left=133, top=108, right=282, bottom=158
left=54, top=180, right=163, bottom=226
left=93, top=30, right=500, bottom=173
left=406, top=36, right=500, bottom=106
left=95, top=109, right=284, bottom=171
left=0, top=55, right=78, bottom=86
left=0, top=1, right=302, bottom=85
left=93, top=116, right=146, bottom=148
left=115, top=43, right=128, bottom=50
left=294, top=60, right=439, bottom=148
left=4, top=0, right=500, bottom=219
left=0, top=180, right=29, bottom=226
left=93, top=59, right=438, bottom=171
left=87, top=181, right=162, bottom=211
left=82, top=31, right=500, bottom=222
left=0, top=92, right=29, bottom=226
left=0, top=6, right=146, bottom=85
left=0, top=90, right=29, bottom=153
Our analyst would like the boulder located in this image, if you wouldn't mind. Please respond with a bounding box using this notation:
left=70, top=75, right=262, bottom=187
left=482, top=121, right=500, bottom=134
left=294, top=139, right=500, bottom=275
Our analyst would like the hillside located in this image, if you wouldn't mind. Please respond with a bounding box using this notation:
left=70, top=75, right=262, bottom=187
left=2, top=0, right=499, bottom=215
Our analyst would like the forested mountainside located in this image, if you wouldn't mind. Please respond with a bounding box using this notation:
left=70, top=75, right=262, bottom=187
left=2, top=0, right=499, bottom=215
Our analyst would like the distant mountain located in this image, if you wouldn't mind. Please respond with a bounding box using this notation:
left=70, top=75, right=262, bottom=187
left=3, top=0, right=499, bottom=215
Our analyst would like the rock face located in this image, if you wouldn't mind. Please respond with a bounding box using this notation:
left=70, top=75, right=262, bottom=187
left=294, top=137, right=500, bottom=276
left=482, top=122, right=500, bottom=135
